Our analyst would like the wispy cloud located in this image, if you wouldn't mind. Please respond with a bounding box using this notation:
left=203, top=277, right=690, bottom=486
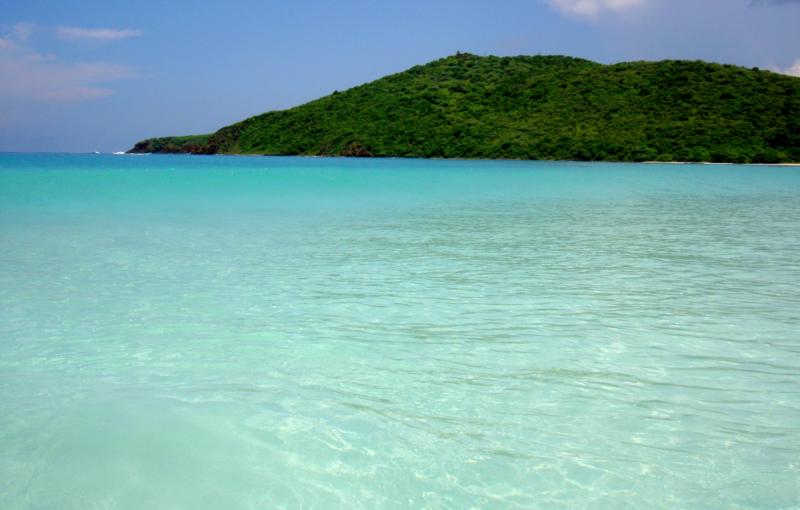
left=56, top=26, right=143, bottom=41
left=0, top=22, right=38, bottom=49
left=12, top=22, right=37, bottom=42
left=0, top=55, right=137, bottom=100
left=547, top=0, right=645, bottom=18
left=0, top=23, right=138, bottom=102
left=750, top=0, right=800, bottom=5
left=0, top=37, right=17, bottom=50
left=781, top=59, right=800, bottom=76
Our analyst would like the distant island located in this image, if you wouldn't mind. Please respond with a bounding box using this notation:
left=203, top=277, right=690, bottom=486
left=129, top=53, right=800, bottom=163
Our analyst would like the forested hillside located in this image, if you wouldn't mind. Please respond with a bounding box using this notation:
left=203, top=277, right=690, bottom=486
left=129, top=53, right=800, bottom=163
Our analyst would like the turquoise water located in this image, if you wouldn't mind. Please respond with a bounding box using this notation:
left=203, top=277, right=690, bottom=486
left=1, top=154, right=799, bottom=509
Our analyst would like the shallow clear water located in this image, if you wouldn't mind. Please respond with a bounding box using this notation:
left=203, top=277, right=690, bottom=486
left=1, top=154, right=799, bottom=509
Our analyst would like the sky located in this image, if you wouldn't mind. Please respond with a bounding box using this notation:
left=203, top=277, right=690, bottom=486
left=1, top=0, right=799, bottom=152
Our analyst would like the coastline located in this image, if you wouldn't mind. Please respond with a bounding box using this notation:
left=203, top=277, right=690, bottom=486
left=116, top=151, right=800, bottom=166
left=644, top=161, right=800, bottom=167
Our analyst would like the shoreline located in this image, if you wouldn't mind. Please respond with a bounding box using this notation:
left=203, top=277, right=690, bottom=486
left=119, top=152, right=800, bottom=166
left=8, top=152, right=798, bottom=166
left=643, top=161, right=800, bottom=167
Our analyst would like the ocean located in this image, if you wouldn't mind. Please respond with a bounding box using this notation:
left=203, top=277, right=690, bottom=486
left=1, top=153, right=798, bottom=509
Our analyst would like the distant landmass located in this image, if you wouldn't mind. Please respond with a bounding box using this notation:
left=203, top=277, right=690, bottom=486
left=129, top=53, right=800, bottom=163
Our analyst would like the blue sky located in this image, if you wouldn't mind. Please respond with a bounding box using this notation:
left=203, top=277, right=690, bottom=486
left=1, top=0, right=799, bottom=152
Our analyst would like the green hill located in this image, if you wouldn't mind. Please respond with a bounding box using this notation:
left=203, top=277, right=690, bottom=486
left=129, top=53, right=800, bottom=163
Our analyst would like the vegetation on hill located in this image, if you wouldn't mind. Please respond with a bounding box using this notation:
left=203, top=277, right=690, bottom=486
left=129, top=134, right=212, bottom=154
left=129, top=53, right=800, bottom=163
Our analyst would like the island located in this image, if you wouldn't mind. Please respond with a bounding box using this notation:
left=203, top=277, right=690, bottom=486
left=129, top=53, right=800, bottom=163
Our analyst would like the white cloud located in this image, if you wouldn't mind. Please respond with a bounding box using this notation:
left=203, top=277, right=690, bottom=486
left=56, top=26, right=143, bottom=41
left=783, top=59, right=800, bottom=76
left=0, top=37, right=17, bottom=50
left=12, top=22, right=37, bottom=42
left=0, top=21, right=38, bottom=49
left=548, top=0, right=645, bottom=17
left=0, top=25, right=138, bottom=102
left=0, top=50, right=137, bottom=101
